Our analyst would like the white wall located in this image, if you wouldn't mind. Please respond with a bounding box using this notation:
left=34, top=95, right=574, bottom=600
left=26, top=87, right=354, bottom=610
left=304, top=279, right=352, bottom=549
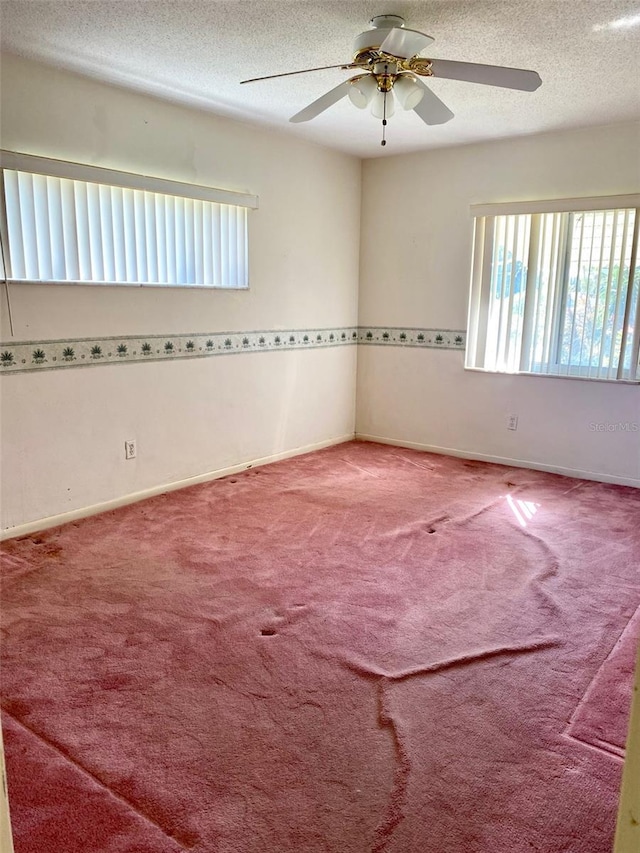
left=357, top=122, right=640, bottom=485
left=2, top=56, right=639, bottom=535
left=0, top=54, right=361, bottom=533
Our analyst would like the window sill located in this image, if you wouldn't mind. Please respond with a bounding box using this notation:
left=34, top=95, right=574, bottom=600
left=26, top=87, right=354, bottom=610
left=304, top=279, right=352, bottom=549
left=463, top=366, right=640, bottom=385
left=4, top=279, right=250, bottom=291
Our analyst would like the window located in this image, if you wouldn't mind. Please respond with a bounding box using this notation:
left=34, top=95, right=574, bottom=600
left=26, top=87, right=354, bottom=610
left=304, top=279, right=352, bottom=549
left=466, top=195, right=640, bottom=382
left=0, top=151, right=257, bottom=288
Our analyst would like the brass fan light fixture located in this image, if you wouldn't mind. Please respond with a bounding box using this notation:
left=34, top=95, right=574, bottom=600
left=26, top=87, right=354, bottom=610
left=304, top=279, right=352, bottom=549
left=241, top=15, right=542, bottom=146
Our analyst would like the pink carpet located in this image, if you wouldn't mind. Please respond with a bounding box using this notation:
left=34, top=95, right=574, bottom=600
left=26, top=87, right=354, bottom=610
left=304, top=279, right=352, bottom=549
left=567, top=604, right=640, bottom=757
left=1, top=441, right=639, bottom=852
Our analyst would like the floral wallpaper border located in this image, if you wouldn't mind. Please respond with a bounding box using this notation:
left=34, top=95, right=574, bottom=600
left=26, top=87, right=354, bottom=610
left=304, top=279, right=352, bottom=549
left=0, top=327, right=466, bottom=374
left=359, top=327, right=466, bottom=349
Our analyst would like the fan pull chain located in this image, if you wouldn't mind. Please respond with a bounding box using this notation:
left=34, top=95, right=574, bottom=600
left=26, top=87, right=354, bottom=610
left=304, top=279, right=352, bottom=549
left=381, top=89, right=387, bottom=146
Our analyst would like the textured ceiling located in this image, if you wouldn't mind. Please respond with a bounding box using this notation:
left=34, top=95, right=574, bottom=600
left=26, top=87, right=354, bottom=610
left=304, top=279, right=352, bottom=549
left=1, top=0, right=640, bottom=158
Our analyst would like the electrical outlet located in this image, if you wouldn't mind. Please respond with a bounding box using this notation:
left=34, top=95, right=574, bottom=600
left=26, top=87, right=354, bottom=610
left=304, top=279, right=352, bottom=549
left=124, top=440, right=136, bottom=460
left=507, top=415, right=519, bottom=431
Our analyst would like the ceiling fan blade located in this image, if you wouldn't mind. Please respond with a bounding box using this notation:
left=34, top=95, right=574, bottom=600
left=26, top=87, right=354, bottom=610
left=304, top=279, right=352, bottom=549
left=290, top=78, right=354, bottom=123
left=430, top=59, right=542, bottom=91
left=412, top=79, right=455, bottom=125
left=241, top=62, right=366, bottom=84
left=379, top=26, right=434, bottom=59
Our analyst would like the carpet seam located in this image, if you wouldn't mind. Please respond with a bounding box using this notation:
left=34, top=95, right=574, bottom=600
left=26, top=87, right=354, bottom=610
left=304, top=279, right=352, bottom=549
left=567, top=601, right=640, bottom=732
left=1, top=708, right=192, bottom=851
left=567, top=601, right=640, bottom=726
left=339, top=637, right=563, bottom=683
left=563, top=601, right=640, bottom=758
left=371, top=680, right=410, bottom=853
left=562, top=733, right=625, bottom=762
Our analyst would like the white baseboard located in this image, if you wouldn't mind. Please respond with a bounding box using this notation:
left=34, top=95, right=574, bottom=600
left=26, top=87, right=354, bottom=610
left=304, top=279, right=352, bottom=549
left=0, top=725, right=14, bottom=853
left=1, top=433, right=355, bottom=541
left=355, top=433, right=640, bottom=489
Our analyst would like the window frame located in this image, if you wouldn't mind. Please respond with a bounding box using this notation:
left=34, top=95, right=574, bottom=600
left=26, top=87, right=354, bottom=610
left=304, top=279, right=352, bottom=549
left=466, top=194, right=640, bottom=384
left=0, top=150, right=258, bottom=290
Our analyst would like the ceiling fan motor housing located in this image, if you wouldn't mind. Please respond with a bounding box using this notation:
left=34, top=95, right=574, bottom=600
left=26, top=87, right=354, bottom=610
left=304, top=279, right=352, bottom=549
left=353, top=15, right=406, bottom=57
left=371, top=15, right=406, bottom=29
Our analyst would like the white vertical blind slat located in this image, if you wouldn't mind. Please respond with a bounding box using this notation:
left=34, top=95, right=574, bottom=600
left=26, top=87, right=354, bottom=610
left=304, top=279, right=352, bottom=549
left=220, top=205, right=229, bottom=288
left=564, top=212, right=586, bottom=374
left=488, top=216, right=504, bottom=370
left=615, top=210, right=637, bottom=379
left=598, top=212, right=617, bottom=374
left=626, top=257, right=640, bottom=380
left=586, top=212, right=608, bottom=377
left=164, top=195, right=176, bottom=285
left=202, top=203, right=213, bottom=286
left=46, top=177, right=65, bottom=280
left=213, top=203, right=222, bottom=288
left=184, top=198, right=195, bottom=284
left=17, top=172, right=38, bottom=280
left=228, top=206, right=238, bottom=288
left=98, top=185, right=115, bottom=282
left=607, top=210, right=626, bottom=378
left=493, top=216, right=508, bottom=370
left=503, top=217, right=518, bottom=370
left=174, top=196, right=186, bottom=283
left=121, top=188, right=137, bottom=283
left=3, top=171, right=24, bottom=277
left=520, top=214, right=540, bottom=372
left=133, top=189, right=147, bottom=283
left=529, top=213, right=552, bottom=372
left=86, top=182, right=104, bottom=282
left=144, top=192, right=157, bottom=283
left=32, top=174, right=53, bottom=280
left=467, top=216, right=490, bottom=369
left=154, top=195, right=166, bottom=284
left=110, top=186, right=127, bottom=283
left=606, top=210, right=630, bottom=378
left=586, top=214, right=600, bottom=372
left=74, top=181, right=93, bottom=281
left=512, top=216, right=530, bottom=371
left=193, top=200, right=204, bottom=285
left=240, top=208, right=248, bottom=289
left=60, top=178, right=80, bottom=280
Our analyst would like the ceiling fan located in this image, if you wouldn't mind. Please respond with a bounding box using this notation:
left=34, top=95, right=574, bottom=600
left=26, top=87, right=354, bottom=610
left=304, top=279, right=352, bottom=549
left=241, top=14, right=542, bottom=146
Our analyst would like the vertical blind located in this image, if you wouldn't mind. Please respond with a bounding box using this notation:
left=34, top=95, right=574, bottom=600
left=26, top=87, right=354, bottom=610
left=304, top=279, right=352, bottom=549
left=467, top=198, right=640, bottom=382
left=0, top=152, right=257, bottom=288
